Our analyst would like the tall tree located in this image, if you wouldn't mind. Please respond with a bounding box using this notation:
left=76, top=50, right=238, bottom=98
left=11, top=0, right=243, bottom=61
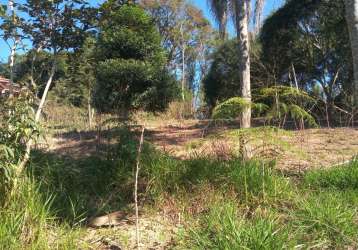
left=0, top=0, right=22, bottom=85
left=207, top=0, right=228, bottom=40
left=141, top=0, right=215, bottom=103
left=94, top=3, right=178, bottom=116
left=345, top=0, right=358, bottom=108
left=16, top=0, right=95, bottom=175
left=261, top=0, right=353, bottom=125
left=208, top=0, right=265, bottom=128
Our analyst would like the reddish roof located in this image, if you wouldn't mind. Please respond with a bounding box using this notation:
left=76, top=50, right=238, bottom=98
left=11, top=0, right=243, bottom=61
left=0, top=76, right=20, bottom=95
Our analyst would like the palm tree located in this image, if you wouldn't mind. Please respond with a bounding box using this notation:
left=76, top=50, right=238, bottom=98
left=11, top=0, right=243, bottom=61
left=345, top=0, right=358, bottom=108
left=208, top=0, right=265, bottom=128
left=208, top=0, right=228, bottom=40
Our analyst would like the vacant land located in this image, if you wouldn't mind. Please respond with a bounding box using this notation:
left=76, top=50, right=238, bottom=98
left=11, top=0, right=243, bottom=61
left=28, top=119, right=357, bottom=249
left=50, top=120, right=358, bottom=171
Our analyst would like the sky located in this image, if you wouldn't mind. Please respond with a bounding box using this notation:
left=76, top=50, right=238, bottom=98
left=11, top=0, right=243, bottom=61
left=0, top=0, right=284, bottom=62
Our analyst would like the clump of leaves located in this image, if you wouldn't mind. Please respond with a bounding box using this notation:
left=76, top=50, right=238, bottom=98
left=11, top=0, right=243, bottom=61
left=0, top=92, right=41, bottom=200
left=212, top=87, right=317, bottom=127
left=257, top=86, right=318, bottom=127
left=212, top=97, right=268, bottom=120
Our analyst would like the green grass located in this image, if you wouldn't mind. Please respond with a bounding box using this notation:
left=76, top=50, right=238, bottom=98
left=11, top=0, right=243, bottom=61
left=304, top=158, right=358, bottom=190
left=1, top=126, right=357, bottom=249
left=293, top=192, right=358, bottom=248
left=183, top=201, right=293, bottom=250
left=177, top=159, right=358, bottom=249
left=0, top=178, right=84, bottom=250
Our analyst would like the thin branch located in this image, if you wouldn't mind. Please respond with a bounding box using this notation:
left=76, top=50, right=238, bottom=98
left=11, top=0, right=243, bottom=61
left=135, top=125, right=145, bottom=250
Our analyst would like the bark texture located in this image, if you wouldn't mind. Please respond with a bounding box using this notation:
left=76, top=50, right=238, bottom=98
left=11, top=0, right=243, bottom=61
left=235, top=0, right=251, bottom=128
left=345, top=0, right=358, bottom=107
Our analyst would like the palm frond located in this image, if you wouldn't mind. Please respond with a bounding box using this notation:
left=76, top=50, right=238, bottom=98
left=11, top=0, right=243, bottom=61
left=207, top=0, right=228, bottom=39
left=212, top=97, right=251, bottom=120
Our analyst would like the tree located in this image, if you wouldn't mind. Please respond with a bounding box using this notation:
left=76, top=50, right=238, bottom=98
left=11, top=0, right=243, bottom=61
left=12, top=50, right=68, bottom=96
left=64, top=38, right=96, bottom=127
left=204, top=40, right=241, bottom=109
left=203, top=39, right=265, bottom=112
left=207, top=0, right=228, bottom=40
left=94, top=3, right=178, bottom=117
left=141, top=0, right=215, bottom=104
left=0, top=0, right=22, bottom=85
left=16, top=0, right=96, bottom=175
left=208, top=0, right=265, bottom=128
left=345, top=0, right=358, bottom=108
left=260, top=0, right=353, bottom=125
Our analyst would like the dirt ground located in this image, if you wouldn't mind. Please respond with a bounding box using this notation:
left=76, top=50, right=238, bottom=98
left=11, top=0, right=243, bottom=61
left=48, top=120, right=358, bottom=172
left=144, top=121, right=358, bottom=172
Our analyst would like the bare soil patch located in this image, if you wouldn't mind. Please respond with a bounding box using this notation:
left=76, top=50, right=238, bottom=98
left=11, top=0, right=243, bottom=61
left=145, top=122, right=358, bottom=171
left=48, top=120, right=358, bottom=172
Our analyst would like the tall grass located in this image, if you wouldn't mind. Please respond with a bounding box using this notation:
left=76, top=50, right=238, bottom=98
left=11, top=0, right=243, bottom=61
left=304, top=158, right=358, bottom=190
left=2, top=126, right=357, bottom=249
left=184, top=201, right=293, bottom=250
left=0, top=178, right=83, bottom=249
left=293, top=192, right=358, bottom=248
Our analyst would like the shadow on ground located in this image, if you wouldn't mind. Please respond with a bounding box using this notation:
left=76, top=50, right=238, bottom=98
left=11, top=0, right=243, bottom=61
left=28, top=149, right=135, bottom=225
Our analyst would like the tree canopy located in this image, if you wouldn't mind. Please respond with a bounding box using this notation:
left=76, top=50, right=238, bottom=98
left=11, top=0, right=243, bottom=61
left=93, top=3, right=179, bottom=115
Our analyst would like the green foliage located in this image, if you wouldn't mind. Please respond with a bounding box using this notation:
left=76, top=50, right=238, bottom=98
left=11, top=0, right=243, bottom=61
left=304, top=159, right=358, bottom=190
left=260, top=0, right=353, bottom=121
left=0, top=178, right=82, bottom=249
left=142, top=0, right=215, bottom=93
left=94, top=4, right=178, bottom=114
left=0, top=92, right=40, bottom=199
left=141, top=154, right=291, bottom=203
left=212, top=86, right=317, bottom=127
left=203, top=39, right=266, bottom=111
left=21, top=0, right=96, bottom=52
left=53, top=37, right=96, bottom=107
left=13, top=51, right=68, bottom=96
left=257, top=86, right=317, bottom=127
left=203, top=40, right=241, bottom=109
left=212, top=97, right=251, bottom=119
left=293, top=193, right=358, bottom=248
left=212, top=97, right=268, bottom=120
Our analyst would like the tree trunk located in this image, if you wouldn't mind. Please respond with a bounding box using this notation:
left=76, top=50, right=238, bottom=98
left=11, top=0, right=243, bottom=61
left=30, top=46, right=42, bottom=89
left=8, top=0, right=18, bottom=85
left=9, top=38, right=18, bottom=85
left=345, top=0, right=358, bottom=108
left=219, top=9, right=228, bottom=40
left=181, top=44, right=186, bottom=102
left=235, top=0, right=251, bottom=129
left=88, top=88, right=92, bottom=128
left=180, top=20, right=186, bottom=103
left=16, top=59, right=57, bottom=177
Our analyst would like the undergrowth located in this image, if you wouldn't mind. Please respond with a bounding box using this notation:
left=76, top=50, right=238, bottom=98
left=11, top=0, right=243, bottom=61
left=1, top=126, right=357, bottom=249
